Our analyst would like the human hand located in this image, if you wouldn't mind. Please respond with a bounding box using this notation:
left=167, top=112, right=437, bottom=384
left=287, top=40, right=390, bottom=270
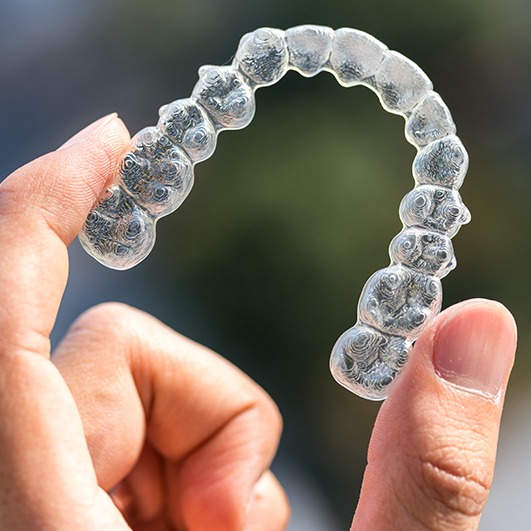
left=0, top=114, right=517, bottom=531
left=351, top=297, right=516, bottom=530
left=0, top=114, right=287, bottom=530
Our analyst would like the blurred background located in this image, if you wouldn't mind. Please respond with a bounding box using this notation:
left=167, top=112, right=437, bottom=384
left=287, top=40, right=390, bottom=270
left=1, top=0, right=530, bottom=528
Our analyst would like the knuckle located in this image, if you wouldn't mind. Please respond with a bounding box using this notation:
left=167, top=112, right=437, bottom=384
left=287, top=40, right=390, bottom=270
left=70, top=302, right=139, bottom=339
left=0, top=174, right=41, bottom=229
left=260, top=389, right=283, bottom=438
left=409, top=443, right=491, bottom=523
left=238, top=386, right=283, bottom=457
left=0, top=179, right=19, bottom=213
left=249, top=384, right=283, bottom=440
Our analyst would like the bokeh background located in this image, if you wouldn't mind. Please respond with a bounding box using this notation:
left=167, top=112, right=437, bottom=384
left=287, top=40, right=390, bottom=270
left=2, top=1, right=530, bottom=528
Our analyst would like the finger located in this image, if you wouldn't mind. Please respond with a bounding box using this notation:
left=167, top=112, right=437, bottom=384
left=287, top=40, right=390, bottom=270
left=0, top=117, right=132, bottom=529
left=53, top=302, right=283, bottom=531
left=352, top=299, right=517, bottom=530
left=246, top=471, right=290, bottom=531
left=0, top=113, right=129, bottom=357
left=111, top=443, right=164, bottom=523
left=135, top=468, right=290, bottom=531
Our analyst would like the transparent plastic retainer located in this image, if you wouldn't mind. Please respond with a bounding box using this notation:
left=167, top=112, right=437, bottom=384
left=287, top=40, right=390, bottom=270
left=79, top=26, right=471, bottom=400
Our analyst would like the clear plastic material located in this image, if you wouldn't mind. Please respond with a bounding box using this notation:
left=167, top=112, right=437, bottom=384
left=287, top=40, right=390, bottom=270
left=234, top=28, right=289, bottom=87
left=285, top=25, right=334, bottom=78
left=78, top=186, right=155, bottom=270
left=329, top=28, right=387, bottom=87
left=121, top=127, right=194, bottom=217
left=405, top=92, right=456, bottom=147
left=330, top=324, right=412, bottom=400
left=399, top=185, right=471, bottom=237
left=389, top=228, right=456, bottom=278
left=192, top=66, right=256, bottom=129
left=157, top=98, right=217, bottom=162
left=413, top=135, right=468, bottom=189
left=374, top=51, right=433, bottom=114
left=358, top=265, right=442, bottom=337
left=79, top=26, right=471, bottom=401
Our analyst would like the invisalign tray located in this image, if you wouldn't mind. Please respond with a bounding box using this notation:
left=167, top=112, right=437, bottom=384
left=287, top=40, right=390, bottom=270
left=79, top=26, right=471, bottom=400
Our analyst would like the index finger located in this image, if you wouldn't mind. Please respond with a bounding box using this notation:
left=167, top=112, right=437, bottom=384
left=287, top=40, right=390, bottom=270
left=0, top=114, right=130, bottom=357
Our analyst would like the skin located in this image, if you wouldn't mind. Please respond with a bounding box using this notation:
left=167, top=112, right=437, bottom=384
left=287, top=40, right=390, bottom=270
left=0, top=114, right=517, bottom=530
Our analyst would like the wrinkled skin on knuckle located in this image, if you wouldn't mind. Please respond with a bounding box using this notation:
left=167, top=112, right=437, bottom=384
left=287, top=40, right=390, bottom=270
left=402, top=441, right=492, bottom=529
left=61, top=301, right=149, bottom=409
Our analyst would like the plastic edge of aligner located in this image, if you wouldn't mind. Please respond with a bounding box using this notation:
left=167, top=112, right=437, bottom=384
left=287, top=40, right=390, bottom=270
left=323, top=28, right=388, bottom=91
left=386, top=227, right=457, bottom=279
left=157, top=99, right=218, bottom=164
left=78, top=217, right=157, bottom=271
left=412, top=134, right=469, bottom=190
left=285, top=23, right=335, bottom=36
left=404, top=91, right=457, bottom=150
left=356, top=263, right=443, bottom=340
left=329, top=352, right=392, bottom=401
left=233, top=27, right=289, bottom=89
left=329, top=368, right=392, bottom=401
left=399, top=184, right=472, bottom=238
left=78, top=182, right=158, bottom=270
left=284, top=25, right=335, bottom=78
left=329, top=325, right=405, bottom=401
left=373, top=50, right=434, bottom=118
left=84, top=238, right=156, bottom=271
left=191, top=66, right=257, bottom=132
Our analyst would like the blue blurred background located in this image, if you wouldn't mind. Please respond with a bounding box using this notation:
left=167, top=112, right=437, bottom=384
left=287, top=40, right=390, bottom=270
left=1, top=1, right=530, bottom=529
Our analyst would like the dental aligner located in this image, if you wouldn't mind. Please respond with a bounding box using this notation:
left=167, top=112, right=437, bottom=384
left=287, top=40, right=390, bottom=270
left=79, top=26, right=471, bottom=400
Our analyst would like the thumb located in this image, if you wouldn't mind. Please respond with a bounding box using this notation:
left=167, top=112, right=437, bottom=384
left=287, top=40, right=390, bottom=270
left=352, top=299, right=517, bottom=530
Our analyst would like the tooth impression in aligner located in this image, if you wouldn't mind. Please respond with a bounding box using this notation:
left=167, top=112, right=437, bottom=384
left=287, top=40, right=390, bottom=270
left=79, top=26, right=470, bottom=401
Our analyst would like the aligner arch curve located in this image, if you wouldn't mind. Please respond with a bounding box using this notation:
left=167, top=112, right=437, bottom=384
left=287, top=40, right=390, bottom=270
left=79, top=26, right=471, bottom=400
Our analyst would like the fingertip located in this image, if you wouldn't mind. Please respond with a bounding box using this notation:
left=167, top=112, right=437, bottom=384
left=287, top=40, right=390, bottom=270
left=419, top=298, right=517, bottom=400
left=438, top=298, right=517, bottom=343
left=354, top=299, right=518, bottom=529
left=19, top=114, right=130, bottom=244
left=56, top=113, right=132, bottom=205
left=0, top=115, right=133, bottom=348
left=2, top=113, right=132, bottom=243
left=171, top=403, right=282, bottom=531
left=57, top=113, right=121, bottom=151
left=387, top=299, right=516, bottom=399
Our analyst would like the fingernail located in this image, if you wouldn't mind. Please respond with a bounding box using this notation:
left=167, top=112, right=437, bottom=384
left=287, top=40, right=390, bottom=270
left=58, top=113, right=118, bottom=150
left=433, top=301, right=516, bottom=398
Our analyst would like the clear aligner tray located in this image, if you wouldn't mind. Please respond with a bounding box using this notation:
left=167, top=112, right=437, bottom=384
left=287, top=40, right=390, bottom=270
left=79, top=26, right=471, bottom=400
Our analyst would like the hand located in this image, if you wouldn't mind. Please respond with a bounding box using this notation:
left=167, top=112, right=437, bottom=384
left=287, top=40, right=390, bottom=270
left=0, top=115, right=287, bottom=530
left=352, top=298, right=516, bottom=530
left=0, top=114, right=517, bottom=531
